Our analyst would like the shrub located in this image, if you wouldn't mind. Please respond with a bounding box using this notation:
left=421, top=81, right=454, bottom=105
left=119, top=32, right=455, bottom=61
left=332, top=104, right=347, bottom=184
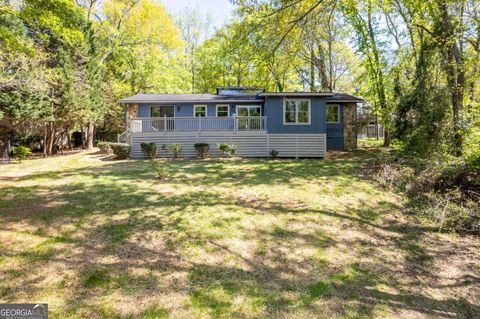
left=194, top=143, right=210, bottom=159
left=151, top=160, right=169, bottom=180
left=465, top=152, right=480, bottom=168
left=140, top=142, right=157, bottom=159
left=269, top=148, right=279, bottom=159
left=13, top=146, right=31, bottom=162
left=374, top=154, right=480, bottom=233
left=421, top=190, right=480, bottom=233
left=218, top=143, right=237, bottom=157
left=97, top=142, right=111, bottom=154
left=161, top=144, right=183, bottom=158
left=110, top=143, right=131, bottom=159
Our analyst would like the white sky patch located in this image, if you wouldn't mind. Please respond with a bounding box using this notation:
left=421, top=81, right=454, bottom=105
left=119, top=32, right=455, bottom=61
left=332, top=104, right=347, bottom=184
left=162, top=0, right=235, bottom=29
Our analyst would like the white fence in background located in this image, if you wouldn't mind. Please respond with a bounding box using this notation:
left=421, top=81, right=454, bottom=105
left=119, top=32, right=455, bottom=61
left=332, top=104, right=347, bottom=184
left=358, top=124, right=384, bottom=139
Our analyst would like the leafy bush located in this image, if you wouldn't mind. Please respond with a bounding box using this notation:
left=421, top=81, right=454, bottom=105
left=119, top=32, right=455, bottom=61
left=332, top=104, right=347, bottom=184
left=218, top=143, right=237, bottom=157
left=194, top=143, right=209, bottom=159
left=14, top=134, right=42, bottom=150
left=110, top=143, right=131, bottom=159
left=140, top=142, right=157, bottom=159
left=269, top=148, right=279, bottom=159
left=97, top=142, right=111, bottom=154
left=13, top=146, right=31, bottom=162
left=465, top=152, right=480, bottom=168
left=161, top=144, right=183, bottom=158
left=151, top=160, right=169, bottom=180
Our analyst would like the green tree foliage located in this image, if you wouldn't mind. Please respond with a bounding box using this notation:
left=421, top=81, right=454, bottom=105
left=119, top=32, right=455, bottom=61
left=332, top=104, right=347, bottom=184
left=231, top=0, right=479, bottom=158
left=0, top=0, right=185, bottom=154
left=1, top=0, right=478, bottom=161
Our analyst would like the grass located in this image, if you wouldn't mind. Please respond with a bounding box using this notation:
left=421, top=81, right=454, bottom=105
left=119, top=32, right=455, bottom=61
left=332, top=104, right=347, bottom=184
left=0, top=147, right=479, bottom=318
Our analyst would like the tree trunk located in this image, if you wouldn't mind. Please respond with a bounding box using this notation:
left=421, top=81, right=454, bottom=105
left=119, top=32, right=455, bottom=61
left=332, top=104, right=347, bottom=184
left=43, top=124, right=48, bottom=157
left=80, top=125, right=85, bottom=149
left=317, top=44, right=330, bottom=91
left=310, top=48, right=315, bottom=91
left=440, top=3, right=464, bottom=156
left=66, top=127, right=72, bottom=150
left=86, top=122, right=95, bottom=149
left=327, top=25, right=334, bottom=91
left=46, top=121, right=55, bottom=155
left=367, top=0, right=390, bottom=146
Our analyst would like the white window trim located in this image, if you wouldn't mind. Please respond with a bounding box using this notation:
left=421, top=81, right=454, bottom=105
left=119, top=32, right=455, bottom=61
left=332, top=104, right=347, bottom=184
left=150, top=105, right=175, bottom=118
left=235, top=105, right=262, bottom=117
left=326, top=104, right=340, bottom=123
left=283, top=98, right=311, bottom=125
left=216, top=104, right=230, bottom=117
left=194, top=105, right=207, bottom=117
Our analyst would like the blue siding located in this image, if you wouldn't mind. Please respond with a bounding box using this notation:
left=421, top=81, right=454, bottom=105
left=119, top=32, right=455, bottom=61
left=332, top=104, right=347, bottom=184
left=138, top=104, right=150, bottom=117
left=137, top=103, right=264, bottom=118
left=136, top=103, right=263, bottom=131
left=264, top=96, right=326, bottom=134
left=326, top=103, right=344, bottom=150
left=133, top=99, right=346, bottom=150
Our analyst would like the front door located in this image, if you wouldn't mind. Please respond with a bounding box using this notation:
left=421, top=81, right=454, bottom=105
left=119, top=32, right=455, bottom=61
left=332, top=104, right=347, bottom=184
left=237, top=106, right=262, bottom=130
left=151, top=105, right=174, bottom=131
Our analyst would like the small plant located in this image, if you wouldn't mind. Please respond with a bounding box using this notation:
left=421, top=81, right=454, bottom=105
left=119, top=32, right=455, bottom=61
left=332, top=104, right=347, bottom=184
left=194, top=143, right=210, bottom=159
left=151, top=160, right=169, bottom=180
left=269, top=148, right=279, bottom=159
left=218, top=143, right=237, bottom=157
left=109, top=143, right=131, bottom=159
left=97, top=142, right=111, bottom=154
left=13, top=146, right=31, bottom=162
left=161, top=144, right=183, bottom=158
left=140, top=142, right=157, bottom=159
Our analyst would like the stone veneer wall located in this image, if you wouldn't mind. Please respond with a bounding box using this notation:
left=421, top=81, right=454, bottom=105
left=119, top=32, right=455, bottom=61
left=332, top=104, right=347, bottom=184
left=343, top=102, right=357, bottom=150
left=125, top=104, right=138, bottom=143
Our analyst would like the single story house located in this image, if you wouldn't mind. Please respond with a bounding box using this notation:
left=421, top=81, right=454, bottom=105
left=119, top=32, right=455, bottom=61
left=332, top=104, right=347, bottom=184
left=119, top=87, right=363, bottom=158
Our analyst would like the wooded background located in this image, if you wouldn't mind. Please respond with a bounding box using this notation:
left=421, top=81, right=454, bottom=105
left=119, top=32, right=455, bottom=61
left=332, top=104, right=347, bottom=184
left=1, top=0, right=479, bottom=159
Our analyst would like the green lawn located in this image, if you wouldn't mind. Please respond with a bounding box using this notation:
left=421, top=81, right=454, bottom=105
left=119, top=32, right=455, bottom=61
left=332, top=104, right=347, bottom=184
left=0, top=148, right=479, bottom=319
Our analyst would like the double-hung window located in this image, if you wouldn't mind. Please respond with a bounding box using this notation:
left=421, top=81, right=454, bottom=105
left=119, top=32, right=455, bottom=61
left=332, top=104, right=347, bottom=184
left=194, top=105, right=207, bottom=117
left=216, top=105, right=229, bottom=117
left=283, top=99, right=310, bottom=125
left=326, top=104, right=340, bottom=123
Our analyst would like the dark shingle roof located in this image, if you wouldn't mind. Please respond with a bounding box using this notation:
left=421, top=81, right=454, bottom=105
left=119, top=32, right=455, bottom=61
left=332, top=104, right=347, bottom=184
left=259, top=92, right=333, bottom=97
left=119, top=93, right=263, bottom=103
left=119, top=92, right=364, bottom=104
left=326, top=93, right=364, bottom=103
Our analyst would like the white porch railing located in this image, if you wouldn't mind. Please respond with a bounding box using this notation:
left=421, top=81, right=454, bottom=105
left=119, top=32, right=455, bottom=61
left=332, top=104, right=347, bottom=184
left=131, top=116, right=267, bottom=133
left=117, top=131, right=127, bottom=143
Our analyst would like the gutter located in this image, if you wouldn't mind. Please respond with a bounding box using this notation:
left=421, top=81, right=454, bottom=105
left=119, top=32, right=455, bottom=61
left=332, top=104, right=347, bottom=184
left=118, top=99, right=265, bottom=104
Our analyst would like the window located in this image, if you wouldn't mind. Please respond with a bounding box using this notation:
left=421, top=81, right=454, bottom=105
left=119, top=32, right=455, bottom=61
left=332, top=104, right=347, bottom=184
left=327, top=104, right=340, bottom=123
left=236, top=105, right=262, bottom=130
left=194, top=105, right=207, bottom=117
left=151, top=105, right=174, bottom=117
left=237, top=105, right=261, bottom=117
left=216, top=105, right=229, bottom=117
left=283, top=99, right=310, bottom=125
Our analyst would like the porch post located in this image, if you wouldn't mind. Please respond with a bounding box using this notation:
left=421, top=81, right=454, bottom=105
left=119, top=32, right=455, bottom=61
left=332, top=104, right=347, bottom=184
left=164, top=115, right=167, bottom=133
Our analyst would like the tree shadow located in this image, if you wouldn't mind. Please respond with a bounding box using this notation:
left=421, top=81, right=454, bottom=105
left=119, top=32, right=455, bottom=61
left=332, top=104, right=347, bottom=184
left=0, top=153, right=479, bottom=318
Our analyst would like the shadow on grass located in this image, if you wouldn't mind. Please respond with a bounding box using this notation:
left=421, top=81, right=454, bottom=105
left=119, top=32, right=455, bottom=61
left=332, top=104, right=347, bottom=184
left=0, top=150, right=478, bottom=318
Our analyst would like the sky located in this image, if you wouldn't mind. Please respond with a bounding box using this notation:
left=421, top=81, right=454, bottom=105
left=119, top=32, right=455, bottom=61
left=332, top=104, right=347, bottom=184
left=161, top=0, right=236, bottom=29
